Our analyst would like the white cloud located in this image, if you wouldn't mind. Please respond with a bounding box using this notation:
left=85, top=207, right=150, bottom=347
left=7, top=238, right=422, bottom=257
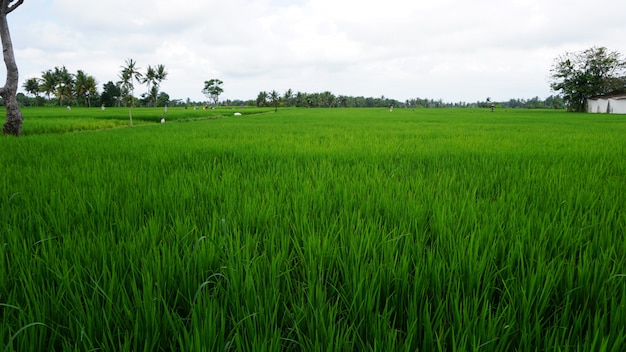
left=3, top=0, right=626, bottom=103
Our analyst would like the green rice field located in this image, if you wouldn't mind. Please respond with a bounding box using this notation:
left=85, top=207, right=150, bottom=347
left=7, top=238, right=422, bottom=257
left=1, top=107, right=625, bottom=351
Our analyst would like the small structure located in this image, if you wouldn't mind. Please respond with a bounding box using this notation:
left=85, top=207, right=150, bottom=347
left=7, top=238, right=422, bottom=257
left=234, top=112, right=242, bottom=116
left=587, top=93, right=626, bottom=114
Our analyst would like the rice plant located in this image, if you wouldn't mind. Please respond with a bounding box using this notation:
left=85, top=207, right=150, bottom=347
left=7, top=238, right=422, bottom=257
left=1, top=108, right=625, bottom=351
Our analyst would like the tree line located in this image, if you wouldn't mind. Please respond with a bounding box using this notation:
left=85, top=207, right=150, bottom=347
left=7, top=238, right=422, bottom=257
left=248, top=89, right=565, bottom=110
left=11, top=47, right=626, bottom=114
left=18, top=60, right=170, bottom=108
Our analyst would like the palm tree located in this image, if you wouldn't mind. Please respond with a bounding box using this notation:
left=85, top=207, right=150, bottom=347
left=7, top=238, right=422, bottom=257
left=269, top=90, right=280, bottom=112
left=142, top=64, right=168, bottom=107
left=75, top=70, right=97, bottom=107
left=54, top=66, right=74, bottom=107
left=283, top=88, right=294, bottom=107
left=22, top=77, right=40, bottom=98
left=40, top=69, right=57, bottom=104
left=119, top=59, right=142, bottom=125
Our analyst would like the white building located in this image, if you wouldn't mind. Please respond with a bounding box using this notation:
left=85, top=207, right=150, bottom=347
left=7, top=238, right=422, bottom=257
left=587, top=93, right=626, bottom=114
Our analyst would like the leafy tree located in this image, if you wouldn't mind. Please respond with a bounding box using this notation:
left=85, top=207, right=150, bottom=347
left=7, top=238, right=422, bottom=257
left=101, top=81, right=121, bottom=107
left=0, top=0, right=25, bottom=136
left=549, top=46, right=626, bottom=112
left=256, top=91, right=268, bottom=107
left=202, top=79, right=223, bottom=107
left=119, top=58, right=143, bottom=125
left=157, top=92, right=170, bottom=107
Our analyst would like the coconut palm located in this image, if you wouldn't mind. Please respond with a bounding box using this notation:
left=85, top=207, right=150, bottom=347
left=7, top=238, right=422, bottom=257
left=40, top=69, right=57, bottom=104
left=269, top=90, right=280, bottom=112
left=22, top=77, right=40, bottom=98
left=142, top=64, right=168, bottom=107
left=119, top=59, right=143, bottom=125
left=54, top=66, right=74, bottom=107
left=75, top=70, right=97, bottom=107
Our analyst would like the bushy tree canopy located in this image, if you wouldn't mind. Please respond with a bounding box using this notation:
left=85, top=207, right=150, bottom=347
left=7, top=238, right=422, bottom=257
left=202, top=79, right=223, bottom=107
left=549, top=47, right=626, bottom=112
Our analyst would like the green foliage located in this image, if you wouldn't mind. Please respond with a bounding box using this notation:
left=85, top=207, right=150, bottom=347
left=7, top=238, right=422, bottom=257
left=1, top=108, right=625, bottom=350
left=269, top=90, right=280, bottom=112
left=550, top=46, right=626, bottom=112
left=202, top=79, right=224, bottom=107
left=100, top=81, right=121, bottom=107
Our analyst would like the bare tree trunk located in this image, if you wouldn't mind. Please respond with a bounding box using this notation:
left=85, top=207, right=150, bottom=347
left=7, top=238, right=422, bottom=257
left=0, top=1, right=24, bottom=136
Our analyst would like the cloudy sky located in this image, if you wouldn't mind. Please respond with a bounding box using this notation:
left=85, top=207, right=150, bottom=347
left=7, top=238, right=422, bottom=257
left=5, top=0, right=626, bottom=103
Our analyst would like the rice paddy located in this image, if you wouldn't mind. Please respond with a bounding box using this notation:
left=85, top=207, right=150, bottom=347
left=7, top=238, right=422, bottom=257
left=1, top=107, right=625, bottom=351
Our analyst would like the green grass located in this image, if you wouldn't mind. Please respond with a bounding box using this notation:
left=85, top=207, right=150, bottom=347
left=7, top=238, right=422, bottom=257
left=1, top=107, right=625, bottom=351
left=14, top=106, right=272, bottom=135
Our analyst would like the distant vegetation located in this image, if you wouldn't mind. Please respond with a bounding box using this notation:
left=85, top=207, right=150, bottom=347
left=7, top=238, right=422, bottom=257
left=14, top=63, right=566, bottom=110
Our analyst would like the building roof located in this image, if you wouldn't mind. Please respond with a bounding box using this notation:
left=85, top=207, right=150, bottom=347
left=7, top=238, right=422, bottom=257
left=588, top=91, right=626, bottom=100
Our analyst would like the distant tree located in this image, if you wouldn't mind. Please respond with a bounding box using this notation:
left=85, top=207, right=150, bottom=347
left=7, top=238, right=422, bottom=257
left=40, top=69, right=57, bottom=103
left=202, top=79, right=223, bottom=107
left=0, top=0, right=25, bottom=135
left=119, top=58, right=143, bottom=125
left=74, top=70, right=97, bottom=107
left=549, top=46, right=626, bottom=112
left=101, top=81, right=121, bottom=107
left=269, top=90, right=280, bottom=112
left=142, top=64, right=168, bottom=107
left=544, top=95, right=565, bottom=109
left=22, top=77, right=40, bottom=98
left=54, top=66, right=74, bottom=106
left=283, top=88, right=294, bottom=106
left=256, top=91, right=268, bottom=107
left=157, top=91, right=169, bottom=107
left=15, top=92, right=30, bottom=106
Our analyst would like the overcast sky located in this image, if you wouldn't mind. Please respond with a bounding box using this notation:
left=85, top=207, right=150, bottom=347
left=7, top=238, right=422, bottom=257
left=5, top=0, right=626, bottom=103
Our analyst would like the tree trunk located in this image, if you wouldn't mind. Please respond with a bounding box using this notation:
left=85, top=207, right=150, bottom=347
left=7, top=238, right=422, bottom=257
left=1, top=88, right=22, bottom=135
left=0, top=2, right=23, bottom=136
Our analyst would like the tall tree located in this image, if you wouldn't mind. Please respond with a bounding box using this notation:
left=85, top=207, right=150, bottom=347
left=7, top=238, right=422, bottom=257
left=549, top=46, right=626, bottom=112
left=269, top=90, right=280, bottom=112
left=283, top=88, right=294, bottom=107
left=256, top=91, right=267, bottom=107
left=142, top=64, right=167, bottom=107
left=101, top=81, right=121, bottom=107
left=202, top=79, right=223, bottom=107
left=54, top=66, right=74, bottom=106
left=22, top=77, right=40, bottom=98
left=74, top=70, right=97, bottom=107
left=0, top=0, right=24, bottom=136
left=40, top=69, right=57, bottom=103
left=119, top=59, right=142, bottom=125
